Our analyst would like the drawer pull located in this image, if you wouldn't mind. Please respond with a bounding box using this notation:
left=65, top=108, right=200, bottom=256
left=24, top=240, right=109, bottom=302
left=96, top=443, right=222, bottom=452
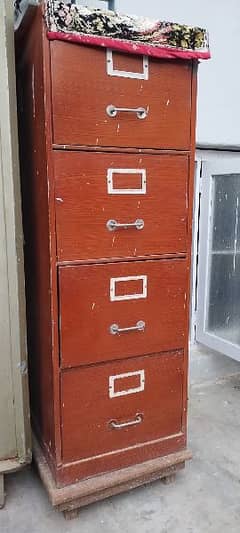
left=107, top=219, right=144, bottom=231
left=106, top=104, right=148, bottom=120
left=109, top=413, right=143, bottom=430
left=110, top=320, right=145, bottom=335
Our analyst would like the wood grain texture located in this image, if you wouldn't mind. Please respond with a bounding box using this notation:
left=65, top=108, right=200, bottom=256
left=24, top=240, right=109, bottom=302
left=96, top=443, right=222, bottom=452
left=51, top=42, right=192, bottom=150
left=59, top=259, right=187, bottom=368
left=61, top=351, right=184, bottom=464
left=54, top=151, right=189, bottom=261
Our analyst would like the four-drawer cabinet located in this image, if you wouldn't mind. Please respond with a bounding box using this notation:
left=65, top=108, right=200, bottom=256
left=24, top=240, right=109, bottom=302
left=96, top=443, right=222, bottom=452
left=17, top=5, right=196, bottom=515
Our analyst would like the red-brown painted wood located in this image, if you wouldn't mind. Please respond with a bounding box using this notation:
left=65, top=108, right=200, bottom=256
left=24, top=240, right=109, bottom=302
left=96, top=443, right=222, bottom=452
left=16, top=8, right=57, bottom=457
left=51, top=42, right=192, bottom=150
left=54, top=151, right=189, bottom=261
left=61, top=351, right=184, bottom=465
left=59, top=259, right=187, bottom=368
left=34, top=431, right=188, bottom=491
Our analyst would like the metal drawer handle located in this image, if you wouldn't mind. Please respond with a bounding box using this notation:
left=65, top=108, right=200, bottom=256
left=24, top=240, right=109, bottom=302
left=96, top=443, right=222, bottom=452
left=110, top=320, right=145, bottom=335
left=107, top=219, right=144, bottom=231
left=109, top=413, right=143, bottom=430
left=106, top=104, right=148, bottom=120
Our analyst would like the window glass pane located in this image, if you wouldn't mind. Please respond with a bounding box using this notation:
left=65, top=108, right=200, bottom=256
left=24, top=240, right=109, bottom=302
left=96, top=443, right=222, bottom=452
left=207, top=174, right=240, bottom=346
left=212, top=174, right=240, bottom=252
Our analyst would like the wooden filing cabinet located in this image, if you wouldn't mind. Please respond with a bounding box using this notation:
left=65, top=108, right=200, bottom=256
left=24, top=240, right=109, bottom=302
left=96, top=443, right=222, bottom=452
left=17, top=5, right=196, bottom=516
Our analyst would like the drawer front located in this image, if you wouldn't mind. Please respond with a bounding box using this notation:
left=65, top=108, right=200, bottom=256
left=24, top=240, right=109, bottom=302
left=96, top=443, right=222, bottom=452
left=54, top=152, right=189, bottom=261
left=59, top=260, right=187, bottom=368
left=51, top=42, right=192, bottom=149
left=61, top=351, right=184, bottom=464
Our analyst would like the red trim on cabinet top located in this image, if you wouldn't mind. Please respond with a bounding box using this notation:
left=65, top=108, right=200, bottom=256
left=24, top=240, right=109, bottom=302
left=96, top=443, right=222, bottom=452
left=47, top=31, right=211, bottom=60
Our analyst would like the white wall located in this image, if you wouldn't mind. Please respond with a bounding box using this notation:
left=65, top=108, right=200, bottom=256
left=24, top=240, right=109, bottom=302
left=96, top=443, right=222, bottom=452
left=115, top=0, right=240, bottom=148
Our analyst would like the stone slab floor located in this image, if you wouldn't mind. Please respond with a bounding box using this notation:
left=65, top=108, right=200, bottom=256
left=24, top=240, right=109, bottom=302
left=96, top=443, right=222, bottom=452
left=1, top=365, right=240, bottom=532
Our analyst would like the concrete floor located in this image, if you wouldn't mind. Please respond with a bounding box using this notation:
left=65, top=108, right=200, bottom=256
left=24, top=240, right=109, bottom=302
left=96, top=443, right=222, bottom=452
left=1, top=348, right=240, bottom=532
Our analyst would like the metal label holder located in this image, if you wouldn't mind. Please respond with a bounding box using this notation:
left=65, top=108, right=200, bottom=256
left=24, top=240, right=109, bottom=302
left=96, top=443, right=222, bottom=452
left=106, top=49, right=149, bottom=80
left=110, top=275, right=147, bottom=302
left=109, top=370, right=145, bottom=398
left=107, top=168, right=147, bottom=195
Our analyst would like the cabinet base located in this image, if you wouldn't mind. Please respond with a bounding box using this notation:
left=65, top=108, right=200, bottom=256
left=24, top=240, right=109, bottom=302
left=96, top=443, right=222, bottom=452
left=33, top=437, right=192, bottom=518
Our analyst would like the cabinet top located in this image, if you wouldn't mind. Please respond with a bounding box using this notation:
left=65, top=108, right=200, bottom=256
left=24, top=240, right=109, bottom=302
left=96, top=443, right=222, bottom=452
left=15, top=0, right=210, bottom=62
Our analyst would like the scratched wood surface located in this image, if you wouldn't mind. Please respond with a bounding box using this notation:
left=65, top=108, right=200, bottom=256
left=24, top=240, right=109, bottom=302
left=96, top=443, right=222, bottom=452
left=54, top=151, right=189, bottom=261
left=61, top=351, right=184, bottom=466
left=51, top=42, right=192, bottom=150
left=59, top=260, right=187, bottom=368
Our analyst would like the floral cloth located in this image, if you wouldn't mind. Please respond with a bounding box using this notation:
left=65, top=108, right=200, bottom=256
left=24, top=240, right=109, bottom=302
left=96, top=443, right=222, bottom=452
left=16, top=1, right=211, bottom=60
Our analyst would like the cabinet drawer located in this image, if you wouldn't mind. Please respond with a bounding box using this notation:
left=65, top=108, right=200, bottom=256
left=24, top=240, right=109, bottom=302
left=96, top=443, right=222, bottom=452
left=51, top=42, right=192, bottom=149
left=54, top=152, right=189, bottom=261
left=61, top=351, right=184, bottom=464
left=59, top=260, right=187, bottom=368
